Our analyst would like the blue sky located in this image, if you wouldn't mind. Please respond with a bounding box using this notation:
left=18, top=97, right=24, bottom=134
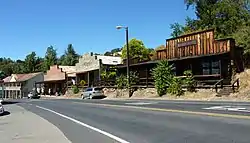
left=0, top=0, right=195, bottom=60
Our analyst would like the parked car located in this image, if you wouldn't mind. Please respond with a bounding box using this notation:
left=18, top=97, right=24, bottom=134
left=28, top=92, right=40, bottom=99
left=0, top=102, right=4, bottom=115
left=81, top=87, right=104, bottom=99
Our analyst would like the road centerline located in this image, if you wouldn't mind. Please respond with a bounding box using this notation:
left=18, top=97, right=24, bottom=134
left=36, top=105, right=130, bottom=143
left=72, top=102, right=250, bottom=120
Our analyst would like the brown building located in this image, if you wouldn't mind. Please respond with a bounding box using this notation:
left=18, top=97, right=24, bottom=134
left=117, top=29, right=244, bottom=87
left=36, top=65, right=66, bottom=95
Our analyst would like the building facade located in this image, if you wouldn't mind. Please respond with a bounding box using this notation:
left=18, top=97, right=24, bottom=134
left=117, top=29, right=244, bottom=87
left=1, top=72, right=44, bottom=99
left=75, top=53, right=122, bottom=87
left=36, top=65, right=66, bottom=95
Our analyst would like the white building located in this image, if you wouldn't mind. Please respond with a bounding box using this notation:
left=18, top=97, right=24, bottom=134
left=1, top=72, right=44, bottom=99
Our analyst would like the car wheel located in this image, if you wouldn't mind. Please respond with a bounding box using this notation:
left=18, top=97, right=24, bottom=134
left=89, top=94, right=93, bottom=99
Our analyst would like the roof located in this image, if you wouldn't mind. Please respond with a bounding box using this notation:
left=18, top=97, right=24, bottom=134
left=166, top=28, right=214, bottom=41
left=44, top=65, right=66, bottom=81
left=58, top=66, right=76, bottom=77
left=96, top=55, right=122, bottom=65
left=3, top=72, right=42, bottom=83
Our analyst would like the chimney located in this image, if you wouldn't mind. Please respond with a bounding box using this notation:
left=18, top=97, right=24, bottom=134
left=90, top=52, right=93, bottom=56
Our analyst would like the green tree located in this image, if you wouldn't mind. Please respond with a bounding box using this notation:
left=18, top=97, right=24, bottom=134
left=170, top=23, right=185, bottom=38
left=23, top=52, right=37, bottom=73
left=183, top=0, right=250, bottom=62
left=104, top=48, right=122, bottom=56
left=121, top=38, right=150, bottom=61
left=0, top=71, right=6, bottom=79
left=43, top=46, right=57, bottom=71
left=61, top=44, right=79, bottom=66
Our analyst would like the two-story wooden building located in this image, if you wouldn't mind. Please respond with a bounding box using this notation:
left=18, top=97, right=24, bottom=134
left=117, top=29, right=244, bottom=87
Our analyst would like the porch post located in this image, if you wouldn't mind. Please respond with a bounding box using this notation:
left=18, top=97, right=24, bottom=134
left=87, top=71, right=90, bottom=87
left=98, top=59, right=102, bottom=81
left=219, top=60, right=222, bottom=79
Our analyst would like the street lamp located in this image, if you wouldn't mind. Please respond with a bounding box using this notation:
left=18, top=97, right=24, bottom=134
left=116, top=25, right=131, bottom=97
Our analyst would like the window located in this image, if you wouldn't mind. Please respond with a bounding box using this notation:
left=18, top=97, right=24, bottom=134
left=94, top=87, right=102, bottom=91
left=86, top=88, right=93, bottom=91
left=202, top=60, right=220, bottom=75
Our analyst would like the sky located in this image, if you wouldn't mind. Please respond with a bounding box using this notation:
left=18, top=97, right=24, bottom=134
left=0, top=0, right=196, bottom=60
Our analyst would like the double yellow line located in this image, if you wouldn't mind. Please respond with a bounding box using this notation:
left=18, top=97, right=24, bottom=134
left=73, top=102, right=250, bottom=120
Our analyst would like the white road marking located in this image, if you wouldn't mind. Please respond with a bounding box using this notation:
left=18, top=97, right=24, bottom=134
left=203, top=106, right=250, bottom=113
left=36, top=105, right=130, bottom=143
left=125, top=102, right=158, bottom=105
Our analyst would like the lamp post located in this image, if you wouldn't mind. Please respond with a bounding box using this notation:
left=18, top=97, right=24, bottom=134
left=116, top=26, right=131, bottom=97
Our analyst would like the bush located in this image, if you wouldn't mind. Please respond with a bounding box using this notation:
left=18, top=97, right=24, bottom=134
left=116, top=71, right=139, bottom=89
left=183, top=70, right=195, bottom=92
left=116, top=74, right=127, bottom=89
left=152, top=60, right=175, bottom=96
left=101, top=71, right=116, bottom=80
left=167, top=77, right=183, bottom=96
left=72, top=85, right=79, bottom=94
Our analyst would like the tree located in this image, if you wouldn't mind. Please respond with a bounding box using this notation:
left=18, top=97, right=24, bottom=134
left=0, top=71, right=6, bottom=79
left=104, top=48, right=122, bottom=56
left=23, top=52, right=37, bottom=73
left=183, top=0, right=250, bottom=63
left=43, top=46, right=57, bottom=71
left=170, top=23, right=185, bottom=38
left=61, top=44, right=79, bottom=66
left=121, top=38, right=150, bottom=61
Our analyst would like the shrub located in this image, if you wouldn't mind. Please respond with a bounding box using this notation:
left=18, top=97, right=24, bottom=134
left=167, top=77, right=183, bottom=96
left=72, top=85, right=79, bottom=94
left=183, top=70, right=195, bottom=92
left=116, top=71, right=139, bottom=89
left=152, top=60, right=174, bottom=96
left=116, top=74, right=127, bottom=89
left=101, top=71, right=116, bottom=80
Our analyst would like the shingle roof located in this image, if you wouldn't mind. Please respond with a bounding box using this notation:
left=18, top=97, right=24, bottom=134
left=3, top=72, right=42, bottom=82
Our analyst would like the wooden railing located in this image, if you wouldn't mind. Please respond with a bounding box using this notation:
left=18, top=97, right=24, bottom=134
left=232, top=78, right=240, bottom=92
left=214, top=79, right=224, bottom=92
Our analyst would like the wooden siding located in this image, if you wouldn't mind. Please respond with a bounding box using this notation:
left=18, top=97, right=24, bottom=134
left=157, top=30, right=233, bottom=60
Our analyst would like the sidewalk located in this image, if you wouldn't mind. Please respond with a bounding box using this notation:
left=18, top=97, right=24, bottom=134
left=0, top=104, right=71, bottom=143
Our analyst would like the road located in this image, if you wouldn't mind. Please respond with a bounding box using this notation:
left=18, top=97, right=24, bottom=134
left=13, top=99, right=250, bottom=143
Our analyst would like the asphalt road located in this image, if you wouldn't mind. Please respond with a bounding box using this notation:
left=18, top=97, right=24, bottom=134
left=15, top=99, right=250, bottom=143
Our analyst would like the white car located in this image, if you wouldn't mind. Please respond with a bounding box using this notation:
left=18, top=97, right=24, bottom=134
left=28, top=92, right=33, bottom=99
left=0, top=102, right=4, bottom=115
left=81, top=87, right=104, bottom=99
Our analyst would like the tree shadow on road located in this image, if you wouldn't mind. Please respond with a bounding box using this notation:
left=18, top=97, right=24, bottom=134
left=0, top=111, right=10, bottom=117
left=1, top=101, right=19, bottom=105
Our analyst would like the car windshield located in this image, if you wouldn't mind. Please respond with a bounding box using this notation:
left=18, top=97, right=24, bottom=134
left=86, top=88, right=92, bottom=91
